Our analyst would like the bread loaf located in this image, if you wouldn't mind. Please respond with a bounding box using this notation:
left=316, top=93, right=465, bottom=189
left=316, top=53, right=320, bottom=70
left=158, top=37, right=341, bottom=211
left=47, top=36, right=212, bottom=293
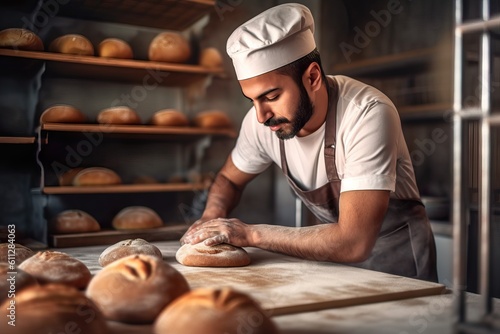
left=72, top=167, right=122, bottom=186
left=39, top=104, right=87, bottom=124
left=51, top=209, right=101, bottom=234
left=151, top=109, right=189, bottom=127
left=97, top=106, right=141, bottom=125
left=176, top=243, right=251, bottom=267
left=98, top=38, right=133, bottom=59
left=0, top=284, right=110, bottom=334
left=18, top=251, right=91, bottom=289
left=58, top=167, right=84, bottom=186
left=0, top=263, right=37, bottom=302
left=0, top=28, right=44, bottom=51
left=199, top=47, right=223, bottom=68
left=0, top=243, right=34, bottom=264
left=86, top=254, right=190, bottom=324
left=148, top=32, right=191, bottom=63
left=112, top=206, right=163, bottom=230
left=49, top=34, right=94, bottom=55
left=99, top=238, right=162, bottom=267
left=192, top=110, right=232, bottom=129
left=154, top=288, right=279, bottom=334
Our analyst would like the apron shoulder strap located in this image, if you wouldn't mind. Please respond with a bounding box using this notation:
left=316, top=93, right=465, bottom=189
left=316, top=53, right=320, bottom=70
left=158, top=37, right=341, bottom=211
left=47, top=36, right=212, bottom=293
left=324, top=76, right=340, bottom=182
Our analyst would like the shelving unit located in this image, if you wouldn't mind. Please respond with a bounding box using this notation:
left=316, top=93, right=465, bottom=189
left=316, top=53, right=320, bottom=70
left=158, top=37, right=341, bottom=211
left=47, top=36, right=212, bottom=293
left=0, top=136, right=36, bottom=144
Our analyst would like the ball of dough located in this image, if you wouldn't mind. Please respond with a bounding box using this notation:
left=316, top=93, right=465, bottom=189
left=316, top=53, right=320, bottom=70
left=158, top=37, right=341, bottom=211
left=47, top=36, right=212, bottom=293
left=0, top=28, right=44, bottom=51
left=97, top=106, right=141, bottom=125
left=51, top=210, right=101, bottom=234
left=18, top=251, right=91, bottom=289
left=98, top=38, right=133, bottom=59
left=86, top=254, right=190, bottom=324
left=0, top=243, right=34, bottom=265
left=39, top=104, right=87, bottom=124
left=154, top=288, right=279, bottom=334
left=112, top=206, right=164, bottom=230
left=0, top=284, right=110, bottom=334
left=176, top=243, right=251, bottom=267
left=49, top=34, right=94, bottom=56
left=148, top=32, right=191, bottom=63
left=99, top=238, right=163, bottom=267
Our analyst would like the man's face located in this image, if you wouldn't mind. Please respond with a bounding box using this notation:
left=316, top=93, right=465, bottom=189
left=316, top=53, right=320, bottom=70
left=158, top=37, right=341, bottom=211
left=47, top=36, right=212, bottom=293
left=240, top=71, right=314, bottom=140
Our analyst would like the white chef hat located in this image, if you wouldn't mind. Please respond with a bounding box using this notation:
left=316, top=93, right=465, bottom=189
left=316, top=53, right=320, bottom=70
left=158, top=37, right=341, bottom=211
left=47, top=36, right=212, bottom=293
left=226, top=3, right=316, bottom=80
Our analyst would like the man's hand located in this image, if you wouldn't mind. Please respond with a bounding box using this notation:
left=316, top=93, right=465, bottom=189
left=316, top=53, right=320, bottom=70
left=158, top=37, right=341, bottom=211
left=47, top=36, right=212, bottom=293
left=181, top=218, right=252, bottom=248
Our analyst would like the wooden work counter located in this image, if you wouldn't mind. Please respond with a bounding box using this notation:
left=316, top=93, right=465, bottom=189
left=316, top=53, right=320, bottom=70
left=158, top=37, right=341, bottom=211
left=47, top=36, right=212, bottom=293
left=57, top=241, right=497, bottom=334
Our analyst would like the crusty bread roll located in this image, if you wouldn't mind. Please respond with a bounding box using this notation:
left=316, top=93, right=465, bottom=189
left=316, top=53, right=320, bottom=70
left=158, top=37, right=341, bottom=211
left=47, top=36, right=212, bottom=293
left=97, top=106, right=141, bottom=125
left=0, top=284, right=110, bottom=334
left=151, top=109, right=189, bottom=127
left=0, top=243, right=34, bottom=264
left=199, top=47, right=223, bottom=68
left=148, top=32, right=191, bottom=63
left=99, top=238, right=162, bottom=267
left=39, top=104, right=87, bottom=124
left=176, top=243, right=251, bottom=267
left=72, top=167, right=122, bottom=186
left=192, top=110, right=232, bottom=129
left=0, top=28, right=44, bottom=51
left=18, top=251, right=91, bottom=289
left=154, top=288, right=279, bottom=334
left=133, top=175, right=159, bottom=184
left=86, top=254, right=190, bottom=324
left=112, top=206, right=164, bottom=230
left=98, top=38, right=133, bottom=59
left=51, top=209, right=101, bottom=234
left=0, top=263, right=37, bottom=302
left=58, top=167, right=84, bottom=186
left=49, top=34, right=94, bottom=55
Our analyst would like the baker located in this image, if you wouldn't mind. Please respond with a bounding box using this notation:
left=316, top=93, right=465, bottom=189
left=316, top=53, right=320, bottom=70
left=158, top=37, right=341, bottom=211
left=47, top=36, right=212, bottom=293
left=181, top=3, right=437, bottom=282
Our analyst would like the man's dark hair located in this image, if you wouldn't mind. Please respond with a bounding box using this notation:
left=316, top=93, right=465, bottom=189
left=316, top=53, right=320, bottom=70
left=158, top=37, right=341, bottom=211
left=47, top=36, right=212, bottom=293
left=275, top=48, right=327, bottom=84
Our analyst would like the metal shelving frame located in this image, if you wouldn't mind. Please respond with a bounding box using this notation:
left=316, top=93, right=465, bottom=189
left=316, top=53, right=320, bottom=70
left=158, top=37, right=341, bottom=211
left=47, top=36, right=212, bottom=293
left=453, top=0, right=500, bottom=332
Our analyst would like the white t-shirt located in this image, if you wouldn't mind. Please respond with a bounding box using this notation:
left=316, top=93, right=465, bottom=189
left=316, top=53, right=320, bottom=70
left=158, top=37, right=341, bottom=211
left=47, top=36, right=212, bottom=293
left=231, top=75, right=420, bottom=200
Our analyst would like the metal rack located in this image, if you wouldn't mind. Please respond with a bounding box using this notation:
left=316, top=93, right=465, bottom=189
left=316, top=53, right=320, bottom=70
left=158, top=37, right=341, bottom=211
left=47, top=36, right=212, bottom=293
left=453, top=0, right=500, bottom=332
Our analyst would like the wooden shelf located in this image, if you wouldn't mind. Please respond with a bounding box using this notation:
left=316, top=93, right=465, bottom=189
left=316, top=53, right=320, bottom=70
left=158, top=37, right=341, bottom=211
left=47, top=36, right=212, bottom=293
left=50, top=224, right=188, bottom=248
left=332, top=48, right=437, bottom=77
left=0, top=49, right=223, bottom=86
left=42, top=182, right=208, bottom=195
left=0, top=136, right=35, bottom=144
left=398, top=103, right=453, bottom=121
left=40, top=123, right=237, bottom=139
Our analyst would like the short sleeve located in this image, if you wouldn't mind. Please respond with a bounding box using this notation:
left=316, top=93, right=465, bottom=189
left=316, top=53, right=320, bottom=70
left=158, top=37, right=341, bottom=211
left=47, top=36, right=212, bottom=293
left=340, top=101, right=399, bottom=192
left=231, top=108, right=274, bottom=174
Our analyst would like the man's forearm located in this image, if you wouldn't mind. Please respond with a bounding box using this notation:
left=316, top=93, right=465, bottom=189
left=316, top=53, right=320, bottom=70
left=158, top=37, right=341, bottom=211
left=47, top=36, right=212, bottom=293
left=202, top=173, right=244, bottom=220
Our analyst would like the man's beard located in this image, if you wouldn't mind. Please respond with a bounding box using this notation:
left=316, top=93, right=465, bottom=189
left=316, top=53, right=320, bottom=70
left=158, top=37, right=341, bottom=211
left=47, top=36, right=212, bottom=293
left=264, top=83, right=314, bottom=140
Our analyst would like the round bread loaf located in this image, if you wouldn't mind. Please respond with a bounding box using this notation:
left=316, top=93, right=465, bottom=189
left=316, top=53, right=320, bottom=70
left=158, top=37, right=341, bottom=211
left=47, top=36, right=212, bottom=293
left=199, top=47, right=223, bottom=68
left=97, top=106, right=141, bottom=125
left=0, top=243, right=34, bottom=264
left=58, top=167, right=84, bottom=186
left=148, top=32, right=191, bottom=63
left=133, top=175, right=159, bottom=184
left=112, top=206, right=163, bottom=230
left=192, top=110, right=232, bottom=129
left=0, top=28, right=44, bottom=51
left=18, top=251, right=91, bottom=289
left=49, top=34, right=94, bottom=55
left=39, top=104, right=87, bottom=124
left=154, top=288, right=279, bottom=334
left=151, top=109, right=189, bottom=127
left=98, top=38, right=133, bottom=59
left=0, top=284, right=110, bottom=334
left=86, top=254, right=190, bottom=324
left=51, top=209, right=101, bottom=234
left=72, top=167, right=122, bottom=186
left=176, top=243, right=250, bottom=267
left=99, top=238, right=162, bottom=267
left=0, top=263, right=37, bottom=302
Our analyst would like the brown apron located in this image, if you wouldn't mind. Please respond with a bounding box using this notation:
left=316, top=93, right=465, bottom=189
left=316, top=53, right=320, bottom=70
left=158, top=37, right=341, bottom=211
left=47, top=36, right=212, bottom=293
left=279, top=77, right=438, bottom=282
